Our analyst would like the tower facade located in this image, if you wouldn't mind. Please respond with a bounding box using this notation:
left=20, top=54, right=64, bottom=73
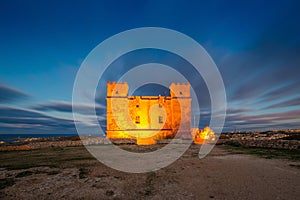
left=106, top=82, right=191, bottom=144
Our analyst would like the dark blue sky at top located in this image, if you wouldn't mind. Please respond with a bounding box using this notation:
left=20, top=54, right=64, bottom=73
left=0, top=0, right=299, bottom=135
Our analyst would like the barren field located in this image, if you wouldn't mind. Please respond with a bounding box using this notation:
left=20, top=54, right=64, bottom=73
left=0, top=144, right=299, bottom=200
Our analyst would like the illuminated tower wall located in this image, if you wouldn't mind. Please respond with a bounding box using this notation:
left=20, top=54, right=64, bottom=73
left=106, top=82, right=191, bottom=141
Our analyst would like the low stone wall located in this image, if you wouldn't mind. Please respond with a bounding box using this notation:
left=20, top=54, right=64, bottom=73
left=1, top=137, right=299, bottom=151
left=0, top=138, right=108, bottom=151
left=29, top=140, right=83, bottom=149
left=227, top=139, right=300, bottom=150
left=0, top=145, right=31, bottom=151
left=109, top=138, right=136, bottom=145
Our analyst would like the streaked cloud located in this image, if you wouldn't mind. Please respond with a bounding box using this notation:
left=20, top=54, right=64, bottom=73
left=0, top=106, right=76, bottom=134
left=264, top=96, right=300, bottom=109
left=225, top=109, right=300, bottom=131
left=32, top=100, right=105, bottom=115
left=0, top=84, right=28, bottom=103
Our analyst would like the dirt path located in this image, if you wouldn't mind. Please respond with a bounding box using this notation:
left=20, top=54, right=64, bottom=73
left=0, top=145, right=299, bottom=199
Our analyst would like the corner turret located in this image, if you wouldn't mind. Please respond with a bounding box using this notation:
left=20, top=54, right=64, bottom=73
left=107, top=81, right=128, bottom=97
left=169, top=83, right=190, bottom=98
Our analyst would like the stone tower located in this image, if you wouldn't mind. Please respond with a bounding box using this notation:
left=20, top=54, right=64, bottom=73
left=169, top=83, right=192, bottom=138
left=106, top=82, right=191, bottom=144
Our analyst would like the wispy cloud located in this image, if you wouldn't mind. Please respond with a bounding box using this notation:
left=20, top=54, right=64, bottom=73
left=0, top=84, right=28, bottom=103
left=0, top=104, right=105, bottom=135
left=0, top=106, right=77, bottom=134
left=225, top=109, right=300, bottom=131
left=264, top=96, right=300, bottom=110
left=257, top=81, right=300, bottom=104
left=32, top=100, right=105, bottom=115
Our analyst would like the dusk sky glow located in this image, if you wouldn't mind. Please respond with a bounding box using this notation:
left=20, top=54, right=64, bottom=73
left=0, top=0, right=300, bottom=135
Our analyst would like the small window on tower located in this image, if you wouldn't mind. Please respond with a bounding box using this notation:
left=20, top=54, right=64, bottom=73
left=179, top=91, right=182, bottom=95
left=136, top=104, right=139, bottom=108
left=159, top=104, right=162, bottom=108
left=135, top=116, right=140, bottom=124
left=158, top=116, right=163, bottom=124
left=115, top=90, right=119, bottom=94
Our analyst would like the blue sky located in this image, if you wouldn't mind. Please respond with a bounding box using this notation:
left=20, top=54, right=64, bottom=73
left=0, top=0, right=300, bottom=134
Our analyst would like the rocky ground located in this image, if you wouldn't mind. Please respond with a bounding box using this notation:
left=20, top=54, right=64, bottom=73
left=0, top=144, right=299, bottom=200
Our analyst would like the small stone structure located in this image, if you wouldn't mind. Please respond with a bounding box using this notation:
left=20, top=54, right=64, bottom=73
left=0, top=137, right=107, bottom=151
left=225, top=139, right=300, bottom=150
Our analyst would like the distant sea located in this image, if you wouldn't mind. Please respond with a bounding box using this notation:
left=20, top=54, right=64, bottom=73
left=0, top=133, right=79, bottom=143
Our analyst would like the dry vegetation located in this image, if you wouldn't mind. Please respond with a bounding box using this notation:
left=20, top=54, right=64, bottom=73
left=0, top=144, right=299, bottom=199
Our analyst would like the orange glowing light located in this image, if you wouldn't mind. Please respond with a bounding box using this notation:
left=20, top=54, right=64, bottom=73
left=192, top=126, right=216, bottom=144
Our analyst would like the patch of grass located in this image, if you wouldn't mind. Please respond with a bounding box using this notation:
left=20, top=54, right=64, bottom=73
left=3, top=164, right=59, bottom=171
left=118, top=144, right=166, bottom=153
left=3, top=164, right=36, bottom=170
left=95, top=173, right=109, bottom=178
left=15, top=171, right=33, bottom=178
left=46, top=170, right=61, bottom=175
left=144, top=172, right=155, bottom=196
left=0, top=178, right=15, bottom=189
left=0, top=146, right=95, bottom=170
left=63, top=157, right=96, bottom=161
left=105, top=190, right=114, bottom=196
left=221, top=145, right=300, bottom=161
left=79, top=168, right=88, bottom=179
left=289, top=164, right=300, bottom=169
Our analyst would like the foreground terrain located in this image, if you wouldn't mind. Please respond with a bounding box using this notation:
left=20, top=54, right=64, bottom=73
left=0, top=144, right=299, bottom=200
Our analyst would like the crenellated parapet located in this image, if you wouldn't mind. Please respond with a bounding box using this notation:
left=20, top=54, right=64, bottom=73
left=107, top=81, right=129, bottom=97
left=169, top=83, right=190, bottom=98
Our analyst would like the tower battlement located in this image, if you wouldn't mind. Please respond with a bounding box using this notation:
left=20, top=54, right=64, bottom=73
left=169, top=83, right=190, bottom=97
left=107, top=81, right=128, bottom=97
